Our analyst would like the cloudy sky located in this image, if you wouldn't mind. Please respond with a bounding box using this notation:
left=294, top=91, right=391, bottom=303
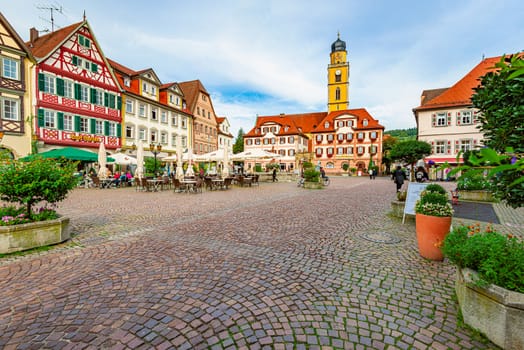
left=3, top=1, right=523, bottom=136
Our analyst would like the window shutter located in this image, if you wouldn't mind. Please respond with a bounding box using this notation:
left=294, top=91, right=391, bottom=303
left=74, top=83, right=81, bottom=100
left=447, top=141, right=452, bottom=154
left=104, top=121, right=109, bottom=136
left=104, top=92, right=109, bottom=107
left=90, top=118, right=96, bottom=133
left=56, top=78, right=64, bottom=96
left=38, top=108, right=45, bottom=127
left=72, top=55, right=78, bottom=66
left=431, top=113, right=436, bottom=127
left=116, top=123, right=121, bottom=137
left=74, top=115, right=81, bottom=132
left=38, top=73, right=45, bottom=91
left=91, top=62, right=98, bottom=73
left=473, top=111, right=479, bottom=124
left=117, top=96, right=122, bottom=110
left=57, top=112, right=64, bottom=130
left=455, top=140, right=460, bottom=154
left=447, top=113, right=452, bottom=126
left=90, top=88, right=97, bottom=104
left=109, top=94, right=116, bottom=109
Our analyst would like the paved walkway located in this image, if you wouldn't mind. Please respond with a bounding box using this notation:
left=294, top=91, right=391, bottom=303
left=1, top=177, right=515, bottom=349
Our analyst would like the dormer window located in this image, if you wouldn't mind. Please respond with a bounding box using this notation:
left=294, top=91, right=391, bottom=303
left=363, top=119, right=368, bottom=126
left=124, top=77, right=130, bottom=87
left=324, top=121, right=330, bottom=128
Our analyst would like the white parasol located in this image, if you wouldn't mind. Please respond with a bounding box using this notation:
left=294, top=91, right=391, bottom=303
left=222, top=147, right=230, bottom=177
left=185, top=147, right=195, bottom=177
left=108, top=152, right=137, bottom=165
left=97, top=142, right=108, bottom=179
left=136, top=142, right=144, bottom=179
left=176, top=135, right=184, bottom=180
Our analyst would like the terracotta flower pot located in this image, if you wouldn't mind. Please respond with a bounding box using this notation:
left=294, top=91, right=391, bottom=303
left=415, top=213, right=452, bottom=260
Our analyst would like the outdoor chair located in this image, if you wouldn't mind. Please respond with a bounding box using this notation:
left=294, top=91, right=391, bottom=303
left=223, top=177, right=233, bottom=190
left=204, top=177, right=214, bottom=191
left=91, top=176, right=101, bottom=189
left=172, top=178, right=183, bottom=193
left=252, top=174, right=260, bottom=186
left=194, top=178, right=203, bottom=193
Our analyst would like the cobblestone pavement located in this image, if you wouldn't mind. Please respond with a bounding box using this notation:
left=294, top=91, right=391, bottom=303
left=0, top=177, right=503, bottom=349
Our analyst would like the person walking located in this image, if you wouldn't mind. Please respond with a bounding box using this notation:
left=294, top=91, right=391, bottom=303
left=368, top=168, right=373, bottom=180
left=392, top=165, right=405, bottom=192
left=272, top=168, right=278, bottom=182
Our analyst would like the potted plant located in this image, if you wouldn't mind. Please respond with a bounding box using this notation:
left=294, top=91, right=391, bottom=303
left=414, top=183, right=454, bottom=260
left=0, top=157, right=78, bottom=254
left=442, top=224, right=524, bottom=349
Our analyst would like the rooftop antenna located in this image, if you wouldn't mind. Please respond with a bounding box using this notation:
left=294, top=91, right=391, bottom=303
left=36, top=3, right=63, bottom=32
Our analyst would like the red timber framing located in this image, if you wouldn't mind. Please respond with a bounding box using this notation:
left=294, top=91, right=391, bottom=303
left=32, top=21, right=122, bottom=150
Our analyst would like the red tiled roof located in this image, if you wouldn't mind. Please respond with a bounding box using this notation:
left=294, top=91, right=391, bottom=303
left=107, top=58, right=138, bottom=77
left=244, top=108, right=383, bottom=137
left=27, top=21, right=83, bottom=59
left=414, top=56, right=502, bottom=111
left=313, top=108, right=384, bottom=132
left=178, top=80, right=209, bottom=113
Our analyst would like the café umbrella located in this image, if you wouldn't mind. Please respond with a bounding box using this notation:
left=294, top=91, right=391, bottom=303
left=20, top=147, right=114, bottom=162
left=98, top=142, right=108, bottom=179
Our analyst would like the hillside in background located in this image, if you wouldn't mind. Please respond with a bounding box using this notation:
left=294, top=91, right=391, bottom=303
left=384, top=127, right=417, bottom=141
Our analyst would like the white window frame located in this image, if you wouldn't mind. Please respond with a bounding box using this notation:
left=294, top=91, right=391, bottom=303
left=139, top=128, right=146, bottom=141
left=460, top=110, right=472, bottom=125
left=436, top=112, right=447, bottom=126
left=139, top=104, right=146, bottom=117
left=80, top=117, right=89, bottom=132
left=435, top=140, right=446, bottom=154
left=109, top=123, right=117, bottom=137
left=126, top=125, right=133, bottom=138
left=95, top=120, right=104, bottom=135
left=460, top=139, right=472, bottom=152
left=2, top=98, right=19, bottom=121
left=43, top=74, right=55, bottom=94
left=79, top=85, right=89, bottom=102
left=126, top=99, right=134, bottom=113
left=64, top=80, right=73, bottom=98
left=44, top=110, right=55, bottom=128
left=63, top=115, right=73, bottom=131
left=2, top=57, right=19, bottom=80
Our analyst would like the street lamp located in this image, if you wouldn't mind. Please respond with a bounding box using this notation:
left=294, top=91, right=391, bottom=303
left=149, top=143, right=162, bottom=176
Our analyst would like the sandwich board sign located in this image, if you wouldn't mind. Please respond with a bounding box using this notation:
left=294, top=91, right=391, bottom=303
left=403, top=182, right=429, bottom=224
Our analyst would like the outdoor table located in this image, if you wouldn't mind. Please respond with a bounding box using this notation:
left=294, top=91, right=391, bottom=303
left=147, top=179, right=163, bottom=192
left=212, top=178, right=225, bottom=190
left=100, top=178, right=113, bottom=188
left=180, top=179, right=197, bottom=193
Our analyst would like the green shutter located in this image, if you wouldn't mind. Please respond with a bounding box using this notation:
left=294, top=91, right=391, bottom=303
left=38, top=109, right=45, bottom=127
left=90, top=88, right=97, bottom=104
left=57, top=112, right=64, bottom=130
left=74, top=115, right=81, bottom=132
left=117, top=96, right=122, bottom=110
left=104, top=121, right=109, bottom=136
left=104, top=92, right=109, bottom=107
left=72, top=55, right=78, bottom=66
left=116, top=123, right=121, bottom=137
left=56, top=78, right=64, bottom=96
left=91, top=62, right=98, bottom=73
left=90, top=119, right=96, bottom=133
left=74, top=83, right=81, bottom=100
left=38, top=73, right=45, bottom=91
left=109, top=94, right=116, bottom=109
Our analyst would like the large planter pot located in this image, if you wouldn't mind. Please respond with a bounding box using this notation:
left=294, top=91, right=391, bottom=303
left=458, top=190, right=494, bottom=202
left=0, top=217, right=71, bottom=254
left=456, top=268, right=524, bottom=349
left=415, top=213, right=452, bottom=260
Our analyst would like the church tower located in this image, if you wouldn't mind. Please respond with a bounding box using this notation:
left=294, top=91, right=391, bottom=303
left=327, top=33, right=349, bottom=112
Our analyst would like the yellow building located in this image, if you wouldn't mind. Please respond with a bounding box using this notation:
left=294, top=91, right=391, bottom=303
left=327, top=33, right=350, bottom=112
left=0, top=12, right=34, bottom=158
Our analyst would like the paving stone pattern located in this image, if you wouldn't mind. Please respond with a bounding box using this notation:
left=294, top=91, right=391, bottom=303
left=0, top=177, right=501, bottom=349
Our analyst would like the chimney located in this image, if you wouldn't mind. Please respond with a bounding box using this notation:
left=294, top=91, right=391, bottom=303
left=30, top=27, right=39, bottom=44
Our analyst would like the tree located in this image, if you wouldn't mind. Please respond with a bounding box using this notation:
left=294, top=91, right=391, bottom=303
left=472, top=54, right=524, bottom=153
left=450, top=54, right=524, bottom=208
left=233, top=128, right=244, bottom=154
left=389, top=140, right=432, bottom=178
left=0, top=158, right=78, bottom=218
left=382, top=135, right=398, bottom=174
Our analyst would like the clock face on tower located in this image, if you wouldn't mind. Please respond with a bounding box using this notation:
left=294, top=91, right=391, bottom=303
left=335, top=69, right=341, bottom=75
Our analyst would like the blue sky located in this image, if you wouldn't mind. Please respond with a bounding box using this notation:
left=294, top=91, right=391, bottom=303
left=3, top=1, right=523, bottom=137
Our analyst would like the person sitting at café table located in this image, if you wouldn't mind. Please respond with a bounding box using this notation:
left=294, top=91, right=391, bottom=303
left=111, top=172, right=121, bottom=187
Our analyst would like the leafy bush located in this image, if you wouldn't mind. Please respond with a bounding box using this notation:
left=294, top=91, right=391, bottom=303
left=442, top=224, right=524, bottom=293
left=0, top=158, right=77, bottom=220
left=342, top=163, right=349, bottom=171
left=456, top=171, right=492, bottom=191
left=303, top=168, right=320, bottom=182
left=415, top=184, right=454, bottom=217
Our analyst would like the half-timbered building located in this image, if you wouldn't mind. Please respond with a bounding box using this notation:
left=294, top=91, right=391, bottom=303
left=27, top=19, right=122, bottom=153
left=0, top=12, right=33, bottom=158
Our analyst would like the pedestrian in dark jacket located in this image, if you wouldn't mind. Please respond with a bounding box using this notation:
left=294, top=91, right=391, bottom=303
left=392, top=165, right=405, bottom=192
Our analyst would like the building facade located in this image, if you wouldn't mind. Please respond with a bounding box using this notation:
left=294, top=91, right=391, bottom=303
left=216, top=116, right=233, bottom=153
left=243, top=35, right=384, bottom=175
left=179, top=80, right=219, bottom=155
left=108, top=59, right=192, bottom=158
left=413, top=56, right=500, bottom=179
left=28, top=20, right=122, bottom=154
left=0, top=12, right=33, bottom=158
